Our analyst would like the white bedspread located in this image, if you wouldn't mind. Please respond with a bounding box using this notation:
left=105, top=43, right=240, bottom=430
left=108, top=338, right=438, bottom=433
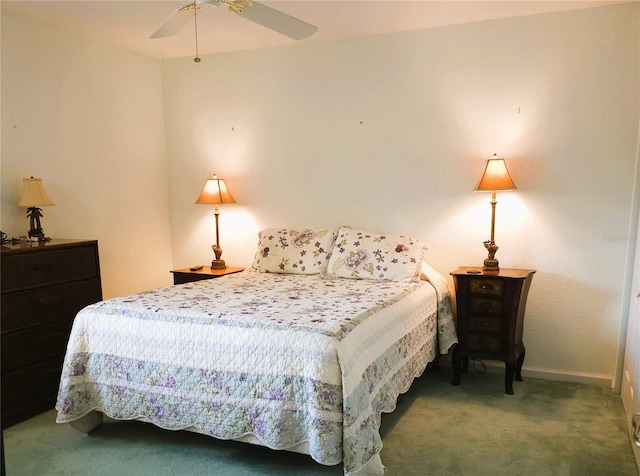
left=56, top=268, right=457, bottom=474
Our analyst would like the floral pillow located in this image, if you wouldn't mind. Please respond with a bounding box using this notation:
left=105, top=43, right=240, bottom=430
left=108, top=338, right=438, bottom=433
left=253, top=228, right=338, bottom=274
left=324, top=227, right=428, bottom=282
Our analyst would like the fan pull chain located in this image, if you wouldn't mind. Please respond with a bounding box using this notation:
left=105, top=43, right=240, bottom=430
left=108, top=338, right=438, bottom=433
left=193, top=4, right=201, bottom=63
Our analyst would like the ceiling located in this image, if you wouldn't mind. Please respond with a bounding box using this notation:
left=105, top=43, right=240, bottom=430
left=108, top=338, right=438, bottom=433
left=1, top=0, right=628, bottom=59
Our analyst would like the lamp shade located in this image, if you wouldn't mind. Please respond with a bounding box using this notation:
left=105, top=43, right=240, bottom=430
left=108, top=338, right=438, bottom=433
left=17, top=177, right=55, bottom=207
left=474, top=155, right=517, bottom=192
left=195, top=175, right=236, bottom=205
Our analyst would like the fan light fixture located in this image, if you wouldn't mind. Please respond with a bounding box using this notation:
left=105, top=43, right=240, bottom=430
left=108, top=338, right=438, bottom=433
left=195, top=174, right=237, bottom=269
left=474, top=154, right=517, bottom=273
left=17, top=177, right=56, bottom=242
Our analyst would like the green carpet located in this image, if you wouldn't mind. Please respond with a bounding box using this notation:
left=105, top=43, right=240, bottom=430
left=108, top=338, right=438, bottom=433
left=4, top=365, right=638, bottom=475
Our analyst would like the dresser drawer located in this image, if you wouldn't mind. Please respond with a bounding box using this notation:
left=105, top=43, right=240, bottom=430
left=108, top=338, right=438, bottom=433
left=1, top=279, right=101, bottom=332
left=469, top=278, right=504, bottom=296
left=469, top=297, right=503, bottom=315
left=1, top=245, right=98, bottom=292
left=468, top=316, right=502, bottom=334
left=1, top=358, right=63, bottom=425
left=2, top=319, right=74, bottom=373
left=467, top=334, right=503, bottom=352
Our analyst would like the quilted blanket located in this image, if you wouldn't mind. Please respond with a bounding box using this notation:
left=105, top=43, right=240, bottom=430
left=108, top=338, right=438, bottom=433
left=56, top=267, right=457, bottom=475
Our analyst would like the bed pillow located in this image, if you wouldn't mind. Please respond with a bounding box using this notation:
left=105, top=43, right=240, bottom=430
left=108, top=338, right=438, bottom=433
left=324, top=227, right=428, bottom=282
left=253, top=228, right=337, bottom=274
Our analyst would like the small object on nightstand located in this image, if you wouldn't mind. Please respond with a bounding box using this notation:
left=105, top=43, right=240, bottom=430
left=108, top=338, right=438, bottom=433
left=170, top=265, right=244, bottom=285
left=450, top=266, right=535, bottom=395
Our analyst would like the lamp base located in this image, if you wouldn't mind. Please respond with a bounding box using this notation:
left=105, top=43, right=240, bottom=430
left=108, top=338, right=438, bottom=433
left=482, top=258, right=500, bottom=274
left=211, top=259, right=227, bottom=269
left=28, top=229, right=51, bottom=243
left=482, top=240, right=500, bottom=274
left=211, top=243, right=226, bottom=269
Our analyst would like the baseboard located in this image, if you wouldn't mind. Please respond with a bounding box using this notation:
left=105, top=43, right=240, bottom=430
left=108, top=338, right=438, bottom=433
left=518, top=365, right=614, bottom=389
left=437, top=357, right=614, bottom=389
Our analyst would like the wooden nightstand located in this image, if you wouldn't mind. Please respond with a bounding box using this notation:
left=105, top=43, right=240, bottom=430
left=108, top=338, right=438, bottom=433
left=170, top=266, right=244, bottom=285
left=450, top=266, right=535, bottom=394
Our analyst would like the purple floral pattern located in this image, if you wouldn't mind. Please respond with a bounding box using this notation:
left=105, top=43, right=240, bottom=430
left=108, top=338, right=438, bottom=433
left=325, top=227, right=428, bottom=282
left=252, top=228, right=338, bottom=275
left=56, top=270, right=457, bottom=475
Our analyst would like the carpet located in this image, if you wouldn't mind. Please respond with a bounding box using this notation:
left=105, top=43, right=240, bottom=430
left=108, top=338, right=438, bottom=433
left=4, top=364, right=637, bottom=475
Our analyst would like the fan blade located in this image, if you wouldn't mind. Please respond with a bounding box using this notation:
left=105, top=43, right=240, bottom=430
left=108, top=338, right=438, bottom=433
left=150, top=0, right=220, bottom=39
left=234, top=2, right=318, bottom=40
left=150, top=5, right=193, bottom=39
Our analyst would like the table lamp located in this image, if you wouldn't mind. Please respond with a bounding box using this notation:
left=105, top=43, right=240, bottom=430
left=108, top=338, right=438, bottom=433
left=195, top=174, right=236, bottom=269
left=474, top=154, right=517, bottom=273
left=17, top=177, right=55, bottom=242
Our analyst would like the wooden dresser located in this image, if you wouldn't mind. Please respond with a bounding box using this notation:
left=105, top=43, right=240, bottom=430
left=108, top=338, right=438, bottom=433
left=450, top=266, right=535, bottom=394
left=1, top=239, right=102, bottom=427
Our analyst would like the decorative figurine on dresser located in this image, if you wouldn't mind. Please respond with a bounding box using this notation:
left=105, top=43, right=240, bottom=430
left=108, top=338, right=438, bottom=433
left=0, top=239, right=103, bottom=427
left=450, top=267, right=535, bottom=394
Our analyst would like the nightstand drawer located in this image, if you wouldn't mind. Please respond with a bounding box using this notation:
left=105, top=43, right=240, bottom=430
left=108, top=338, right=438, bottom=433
left=467, top=334, right=503, bottom=352
left=173, top=273, right=217, bottom=285
left=171, top=266, right=245, bottom=285
left=468, top=316, right=502, bottom=334
left=469, top=297, right=503, bottom=315
left=469, top=278, right=504, bottom=296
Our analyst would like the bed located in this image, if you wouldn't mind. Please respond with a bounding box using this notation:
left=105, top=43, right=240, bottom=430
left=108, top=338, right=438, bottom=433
left=56, top=227, right=458, bottom=475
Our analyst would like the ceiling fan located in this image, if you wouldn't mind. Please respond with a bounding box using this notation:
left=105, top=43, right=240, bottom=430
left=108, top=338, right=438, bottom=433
left=150, top=0, right=318, bottom=40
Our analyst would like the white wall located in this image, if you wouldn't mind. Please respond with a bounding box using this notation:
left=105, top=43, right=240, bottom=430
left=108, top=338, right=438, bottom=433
left=162, top=3, right=639, bottom=385
left=1, top=3, right=638, bottom=386
left=1, top=11, right=174, bottom=299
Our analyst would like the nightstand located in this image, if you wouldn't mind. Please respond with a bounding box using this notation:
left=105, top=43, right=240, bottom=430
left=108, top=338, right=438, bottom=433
left=170, top=265, right=244, bottom=285
left=450, top=266, right=535, bottom=394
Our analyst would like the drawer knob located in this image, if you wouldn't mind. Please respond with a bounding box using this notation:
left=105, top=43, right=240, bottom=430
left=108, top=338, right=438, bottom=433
left=481, top=283, right=493, bottom=291
left=480, top=321, right=491, bottom=328
left=36, top=297, right=59, bottom=307
left=33, top=263, right=53, bottom=272
left=479, top=302, right=492, bottom=311
left=42, top=332, right=65, bottom=341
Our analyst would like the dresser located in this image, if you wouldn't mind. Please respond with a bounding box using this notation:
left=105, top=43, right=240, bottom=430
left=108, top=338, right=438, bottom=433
left=1, top=239, right=102, bottom=427
left=450, top=266, right=535, bottom=394
left=170, top=265, right=244, bottom=285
